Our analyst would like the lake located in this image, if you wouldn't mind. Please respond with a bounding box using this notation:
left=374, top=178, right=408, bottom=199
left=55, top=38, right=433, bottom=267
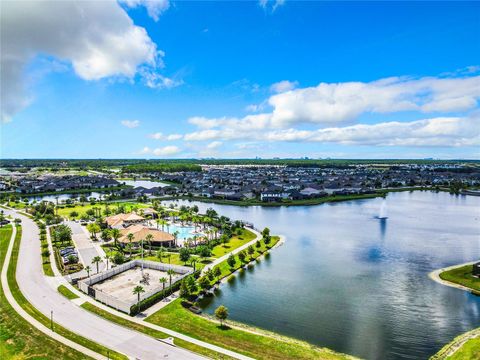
left=163, top=191, right=480, bottom=360
left=121, top=179, right=168, bottom=189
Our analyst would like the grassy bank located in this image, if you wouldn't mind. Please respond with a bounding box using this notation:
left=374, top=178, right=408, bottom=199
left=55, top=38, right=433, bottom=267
left=159, top=192, right=382, bottom=207
left=56, top=201, right=149, bottom=219
left=0, top=225, right=90, bottom=359
left=81, top=302, right=234, bottom=359
left=7, top=225, right=127, bottom=360
left=211, top=228, right=256, bottom=257
left=439, top=265, right=480, bottom=292
left=430, top=328, right=480, bottom=360
left=18, top=185, right=131, bottom=197
left=147, top=299, right=352, bottom=360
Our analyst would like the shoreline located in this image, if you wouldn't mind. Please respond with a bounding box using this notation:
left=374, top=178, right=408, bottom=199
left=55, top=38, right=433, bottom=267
left=428, top=260, right=479, bottom=293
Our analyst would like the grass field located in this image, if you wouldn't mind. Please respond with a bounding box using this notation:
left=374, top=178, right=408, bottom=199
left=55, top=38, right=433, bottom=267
left=207, top=236, right=280, bottom=285
left=211, top=228, right=257, bottom=257
left=447, top=337, right=480, bottom=360
left=0, top=225, right=90, bottom=359
left=81, top=302, right=234, bottom=359
left=7, top=225, right=127, bottom=360
left=439, top=265, right=480, bottom=292
left=57, top=285, right=79, bottom=300
left=147, top=299, right=351, bottom=360
left=56, top=201, right=149, bottom=219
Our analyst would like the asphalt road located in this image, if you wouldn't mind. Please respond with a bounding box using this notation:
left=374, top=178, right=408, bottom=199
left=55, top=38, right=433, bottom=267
left=8, top=209, right=203, bottom=360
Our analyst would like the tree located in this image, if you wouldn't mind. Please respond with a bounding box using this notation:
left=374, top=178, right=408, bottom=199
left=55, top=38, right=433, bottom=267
left=190, top=257, right=198, bottom=271
left=156, top=246, right=165, bottom=261
left=104, top=253, right=112, bottom=270
left=112, top=251, right=125, bottom=265
left=86, top=223, right=100, bottom=240
left=145, top=233, right=154, bottom=255
left=206, top=268, right=215, bottom=281
left=179, top=248, right=191, bottom=264
left=214, top=305, right=229, bottom=327
left=67, top=254, right=77, bottom=264
left=85, top=265, right=91, bottom=277
left=262, top=227, right=270, bottom=238
left=238, top=250, right=246, bottom=263
left=167, top=269, right=175, bottom=293
left=221, top=234, right=230, bottom=248
left=125, top=243, right=133, bottom=258
left=263, top=235, right=271, bottom=247
left=199, top=276, right=210, bottom=292
left=214, top=266, right=221, bottom=280
left=159, top=277, right=167, bottom=292
left=110, top=228, right=121, bottom=247
left=247, top=245, right=255, bottom=258
left=92, top=256, right=102, bottom=273
left=227, top=254, right=236, bottom=268
left=132, top=285, right=145, bottom=304
left=55, top=224, right=72, bottom=246
left=255, top=240, right=261, bottom=249
left=69, top=211, right=79, bottom=220
left=101, top=228, right=111, bottom=242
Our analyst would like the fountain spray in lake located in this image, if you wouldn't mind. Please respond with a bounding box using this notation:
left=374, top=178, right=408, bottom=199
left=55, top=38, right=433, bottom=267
left=378, top=200, right=388, bottom=220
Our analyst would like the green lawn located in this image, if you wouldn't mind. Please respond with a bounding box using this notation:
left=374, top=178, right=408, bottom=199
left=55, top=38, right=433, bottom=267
left=206, top=236, right=280, bottom=286
left=211, top=228, right=257, bottom=257
left=439, top=265, right=480, bottom=292
left=56, top=201, right=149, bottom=219
left=447, top=337, right=480, bottom=360
left=147, top=299, right=351, bottom=360
left=81, top=302, right=234, bottom=359
left=0, top=225, right=90, bottom=359
left=57, top=285, right=79, bottom=300
left=7, top=225, right=127, bottom=360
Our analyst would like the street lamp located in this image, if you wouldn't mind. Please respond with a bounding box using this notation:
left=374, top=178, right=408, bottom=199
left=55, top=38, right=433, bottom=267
left=50, top=310, right=54, bottom=332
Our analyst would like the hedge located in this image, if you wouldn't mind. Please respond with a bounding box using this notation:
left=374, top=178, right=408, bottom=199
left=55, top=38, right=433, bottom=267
left=130, top=270, right=200, bottom=315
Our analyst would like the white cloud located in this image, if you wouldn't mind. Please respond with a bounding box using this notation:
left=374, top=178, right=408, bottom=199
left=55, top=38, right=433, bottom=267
left=153, top=146, right=181, bottom=156
left=122, top=0, right=170, bottom=22
left=121, top=120, right=140, bottom=128
left=270, top=80, right=298, bottom=93
left=181, top=114, right=480, bottom=147
left=148, top=132, right=183, bottom=140
left=138, top=146, right=151, bottom=154
left=267, top=75, right=480, bottom=127
left=206, top=141, right=223, bottom=149
left=1, top=0, right=168, bottom=122
left=259, top=0, right=285, bottom=12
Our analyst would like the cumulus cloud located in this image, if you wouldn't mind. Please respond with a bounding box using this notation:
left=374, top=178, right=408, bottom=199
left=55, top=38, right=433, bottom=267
left=1, top=0, right=169, bottom=122
left=206, top=141, right=223, bottom=149
left=267, top=75, right=480, bottom=127
left=184, top=73, right=480, bottom=131
left=121, top=120, right=140, bottom=128
left=270, top=80, right=298, bottom=93
left=139, top=145, right=181, bottom=156
left=122, top=0, right=170, bottom=22
left=148, top=132, right=183, bottom=140
left=152, top=146, right=181, bottom=156
left=180, top=114, right=480, bottom=147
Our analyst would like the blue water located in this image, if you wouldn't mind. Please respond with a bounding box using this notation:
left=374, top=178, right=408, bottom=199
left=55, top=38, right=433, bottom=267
left=164, top=191, right=480, bottom=360
left=166, top=224, right=202, bottom=240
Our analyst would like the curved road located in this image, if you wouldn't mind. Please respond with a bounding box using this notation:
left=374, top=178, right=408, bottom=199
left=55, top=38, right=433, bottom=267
left=7, top=209, right=203, bottom=360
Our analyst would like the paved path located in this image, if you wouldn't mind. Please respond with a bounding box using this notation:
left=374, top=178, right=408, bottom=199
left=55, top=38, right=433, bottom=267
left=69, top=221, right=107, bottom=276
left=201, top=228, right=262, bottom=275
left=1, top=225, right=105, bottom=359
left=428, top=261, right=479, bottom=293
left=5, top=209, right=203, bottom=360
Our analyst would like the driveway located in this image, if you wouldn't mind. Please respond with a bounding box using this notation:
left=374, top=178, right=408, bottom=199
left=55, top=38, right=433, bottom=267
left=68, top=221, right=106, bottom=276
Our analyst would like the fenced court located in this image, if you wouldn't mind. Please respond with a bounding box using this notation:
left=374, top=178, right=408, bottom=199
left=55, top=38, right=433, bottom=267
left=78, top=260, right=192, bottom=313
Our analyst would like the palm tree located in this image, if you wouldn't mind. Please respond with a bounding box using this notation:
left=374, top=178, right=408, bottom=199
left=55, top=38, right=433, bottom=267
left=190, top=257, right=197, bottom=272
left=159, top=277, right=167, bottom=292
left=110, top=228, right=121, bottom=248
left=125, top=243, right=133, bottom=259
left=92, top=256, right=102, bottom=273
left=167, top=269, right=175, bottom=294
left=104, top=253, right=112, bottom=270
left=132, top=285, right=145, bottom=304
left=157, top=246, right=165, bottom=261
left=126, top=233, right=134, bottom=257
left=85, top=265, right=91, bottom=277
left=145, top=233, right=154, bottom=255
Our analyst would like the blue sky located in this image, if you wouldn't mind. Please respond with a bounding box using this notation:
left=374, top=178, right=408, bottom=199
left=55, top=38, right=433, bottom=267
left=2, top=0, right=479, bottom=159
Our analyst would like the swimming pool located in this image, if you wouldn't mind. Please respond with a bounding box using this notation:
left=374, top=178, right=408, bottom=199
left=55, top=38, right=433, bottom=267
left=166, top=224, right=203, bottom=241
